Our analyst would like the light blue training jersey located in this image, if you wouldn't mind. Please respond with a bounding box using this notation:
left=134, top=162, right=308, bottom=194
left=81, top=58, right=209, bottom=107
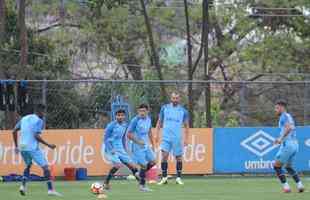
left=15, top=114, right=44, bottom=151
left=159, top=103, right=188, bottom=140
left=104, top=121, right=128, bottom=152
left=278, top=112, right=297, bottom=144
left=128, top=115, right=152, bottom=150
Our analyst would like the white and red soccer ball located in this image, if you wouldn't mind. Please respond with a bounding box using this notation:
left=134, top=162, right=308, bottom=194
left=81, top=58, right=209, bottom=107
left=90, top=182, right=104, bottom=195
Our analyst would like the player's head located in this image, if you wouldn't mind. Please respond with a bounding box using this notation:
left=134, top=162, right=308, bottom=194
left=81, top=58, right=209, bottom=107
left=34, top=104, right=46, bottom=119
left=275, top=100, right=287, bottom=116
left=21, top=104, right=34, bottom=116
left=115, top=109, right=126, bottom=123
left=170, top=91, right=180, bottom=106
left=137, top=104, right=149, bottom=118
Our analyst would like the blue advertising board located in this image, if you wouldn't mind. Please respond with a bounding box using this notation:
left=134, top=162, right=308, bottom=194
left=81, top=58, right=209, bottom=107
left=214, top=127, right=310, bottom=173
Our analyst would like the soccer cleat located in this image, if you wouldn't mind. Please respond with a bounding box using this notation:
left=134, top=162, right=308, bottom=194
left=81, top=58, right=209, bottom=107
left=157, top=177, right=168, bottom=185
left=282, top=184, right=291, bottom=193
left=176, top=177, right=184, bottom=185
left=47, top=190, right=63, bottom=197
left=139, top=185, right=153, bottom=192
left=297, top=182, right=305, bottom=193
left=19, top=185, right=26, bottom=196
left=103, top=183, right=111, bottom=190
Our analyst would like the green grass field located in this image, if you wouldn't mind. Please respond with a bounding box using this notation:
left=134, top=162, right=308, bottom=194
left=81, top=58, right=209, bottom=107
left=1, top=178, right=309, bottom=200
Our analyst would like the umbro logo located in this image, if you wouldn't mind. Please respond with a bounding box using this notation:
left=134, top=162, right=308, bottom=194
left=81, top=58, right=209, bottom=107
left=241, top=130, right=277, bottom=157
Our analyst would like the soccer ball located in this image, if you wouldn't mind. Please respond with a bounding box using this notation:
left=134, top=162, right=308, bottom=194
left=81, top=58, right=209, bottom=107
left=90, top=182, right=104, bottom=194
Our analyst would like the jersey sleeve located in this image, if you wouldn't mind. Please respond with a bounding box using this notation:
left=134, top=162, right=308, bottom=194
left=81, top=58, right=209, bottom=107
left=33, top=119, right=44, bottom=135
left=280, top=114, right=292, bottom=127
left=127, top=117, right=138, bottom=133
left=182, top=108, right=189, bottom=123
left=159, top=105, right=165, bottom=122
left=104, top=122, right=114, bottom=151
left=14, top=120, right=21, bottom=131
left=286, top=114, right=294, bottom=125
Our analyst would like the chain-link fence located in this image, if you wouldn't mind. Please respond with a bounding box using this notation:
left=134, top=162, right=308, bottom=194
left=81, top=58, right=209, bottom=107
left=1, top=80, right=310, bottom=129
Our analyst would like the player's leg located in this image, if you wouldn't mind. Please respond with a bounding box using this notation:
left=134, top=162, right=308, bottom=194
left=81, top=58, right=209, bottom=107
left=285, top=164, right=304, bottom=192
left=285, top=148, right=304, bottom=192
left=158, top=140, right=171, bottom=185
left=138, top=149, right=156, bottom=192
left=131, top=149, right=147, bottom=187
left=146, top=161, right=156, bottom=171
left=173, top=138, right=184, bottom=185
left=274, top=147, right=292, bottom=193
left=274, top=161, right=290, bottom=192
left=175, top=156, right=184, bottom=185
left=20, top=151, right=33, bottom=196
left=104, top=153, right=122, bottom=189
left=145, top=148, right=156, bottom=172
left=32, top=150, right=62, bottom=196
left=105, top=165, right=121, bottom=189
left=118, top=152, right=140, bottom=181
left=138, top=164, right=153, bottom=192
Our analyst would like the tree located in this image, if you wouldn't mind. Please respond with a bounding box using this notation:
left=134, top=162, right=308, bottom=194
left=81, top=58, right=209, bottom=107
left=18, top=0, right=28, bottom=70
left=140, top=0, right=167, bottom=99
left=0, top=0, right=5, bottom=45
left=59, top=0, right=66, bottom=26
left=183, top=0, right=194, bottom=127
left=205, top=0, right=310, bottom=125
left=203, top=0, right=211, bottom=128
left=2, top=0, right=309, bottom=128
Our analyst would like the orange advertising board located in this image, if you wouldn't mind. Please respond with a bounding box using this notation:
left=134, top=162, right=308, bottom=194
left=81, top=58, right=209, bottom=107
left=0, top=129, right=213, bottom=176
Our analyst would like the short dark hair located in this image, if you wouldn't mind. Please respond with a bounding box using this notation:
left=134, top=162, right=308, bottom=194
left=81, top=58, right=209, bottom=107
left=138, top=103, right=149, bottom=110
left=275, top=100, right=287, bottom=107
left=34, top=104, right=46, bottom=113
left=171, top=91, right=180, bottom=96
left=115, top=109, right=126, bottom=115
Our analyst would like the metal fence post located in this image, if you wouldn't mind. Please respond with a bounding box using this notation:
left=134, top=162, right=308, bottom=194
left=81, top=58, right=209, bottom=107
left=42, top=79, right=47, bottom=127
left=239, top=82, right=246, bottom=127
left=304, top=77, right=309, bottom=125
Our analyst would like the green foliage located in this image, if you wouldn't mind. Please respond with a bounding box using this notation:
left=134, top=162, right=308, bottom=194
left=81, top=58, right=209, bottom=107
left=194, top=100, right=239, bottom=128
left=0, top=1, right=70, bottom=79
left=1, top=0, right=310, bottom=128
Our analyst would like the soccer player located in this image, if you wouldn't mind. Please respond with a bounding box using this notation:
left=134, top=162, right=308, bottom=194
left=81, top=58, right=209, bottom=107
left=12, top=104, right=62, bottom=196
left=127, top=104, right=156, bottom=192
left=273, top=100, right=304, bottom=193
left=103, top=109, right=139, bottom=189
left=156, top=92, right=189, bottom=185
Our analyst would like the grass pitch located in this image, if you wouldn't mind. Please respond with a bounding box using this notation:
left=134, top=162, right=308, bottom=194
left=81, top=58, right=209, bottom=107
left=0, top=177, right=309, bottom=200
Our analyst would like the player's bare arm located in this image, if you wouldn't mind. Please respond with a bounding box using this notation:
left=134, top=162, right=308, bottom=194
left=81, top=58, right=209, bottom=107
left=127, top=131, right=145, bottom=146
left=12, top=126, right=20, bottom=154
left=274, top=123, right=293, bottom=145
left=183, top=121, right=189, bottom=146
left=149, top=129, right=156, bottom=151
left=34, top=134, right=56, bottom=149
left=155, top=119, right=162, bottom=144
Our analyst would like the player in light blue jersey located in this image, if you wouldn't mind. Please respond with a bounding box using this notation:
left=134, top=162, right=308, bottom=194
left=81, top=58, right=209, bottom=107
left=273, top=100, right=304, bottom=193
left=156, top=92, right=189, bottom=185
left=12, top=104, right=62, bottom=196
left=127, top=104, right=156, bottom=192
left=103, top=109, right=139, bottom=189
